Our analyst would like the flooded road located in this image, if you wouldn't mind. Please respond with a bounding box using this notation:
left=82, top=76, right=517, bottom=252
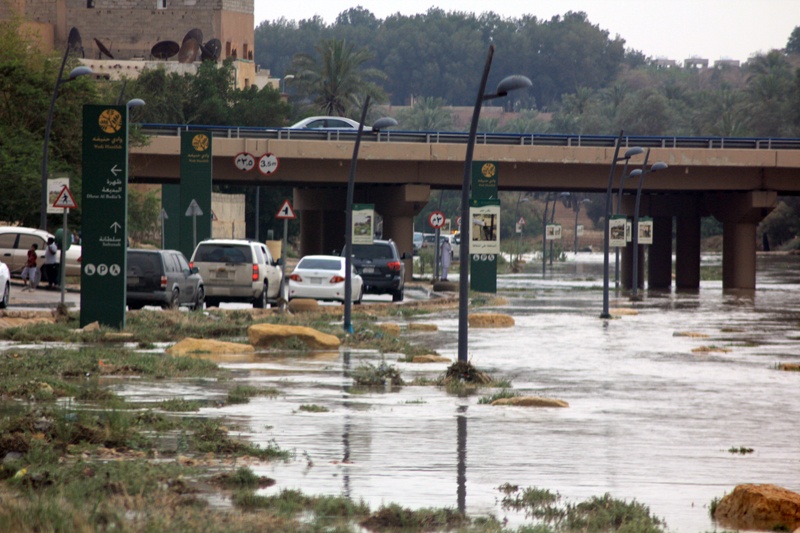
left=119, top=253, right=800, bottom=532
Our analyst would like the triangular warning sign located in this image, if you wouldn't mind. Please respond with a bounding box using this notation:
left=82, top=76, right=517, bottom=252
left=275, top=199, right=296, bottom=219
left=53, top=185, right=78, bottom=209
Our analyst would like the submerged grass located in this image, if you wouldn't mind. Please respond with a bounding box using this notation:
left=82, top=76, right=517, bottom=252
left=500, top=485, right=667, bottom=532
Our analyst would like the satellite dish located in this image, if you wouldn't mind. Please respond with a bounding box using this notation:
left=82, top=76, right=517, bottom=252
left=151, top=40, right=179, bottom=60
left=178, top=28, right=203, bottom=63
left=67, top=27, right=84, bottom=57
left=94, top=38, right=114, bottom=59
left=201, top=38, right=221, bottom=61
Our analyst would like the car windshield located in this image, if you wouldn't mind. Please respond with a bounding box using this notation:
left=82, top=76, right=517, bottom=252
left=194, top=244, right=252, bottom=263
left=352, top=244, right=393, bottom=259
left=298, top=258, right=341, bottom=270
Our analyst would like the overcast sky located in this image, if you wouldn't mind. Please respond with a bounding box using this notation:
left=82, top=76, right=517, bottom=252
left=255, top=0, right=798, bottom=63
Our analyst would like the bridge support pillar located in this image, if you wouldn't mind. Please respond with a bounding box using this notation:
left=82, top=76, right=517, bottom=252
left=675, top=214, right=701, bottom=289
left=648, top=216, right=673, bottom=289
left=707, top=191, right=777, bottom=290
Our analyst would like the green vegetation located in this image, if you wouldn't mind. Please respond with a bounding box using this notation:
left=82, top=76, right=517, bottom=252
left=727, top=446, right=755, bottom=455
left=350, top=361, right=405, bottom=387
left=478, top=389, right=520, bottom=404
left=501, top=486, right=667, bottom=532
left=298, top=404, right=330, bottom=413
left=225, top=384, right=280, bottom=405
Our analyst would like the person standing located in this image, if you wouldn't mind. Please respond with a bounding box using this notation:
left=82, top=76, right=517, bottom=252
left=21, top=243, right=39, bottom=291
left=44, top=237, right=59, bottom=289
left=440, top=237, right=452, bottom=281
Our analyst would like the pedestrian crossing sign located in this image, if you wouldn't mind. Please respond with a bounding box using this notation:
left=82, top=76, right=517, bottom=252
left=53, top=185, right=78, bottom=209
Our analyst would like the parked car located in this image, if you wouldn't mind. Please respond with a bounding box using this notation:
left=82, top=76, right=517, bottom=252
left=189, top=239, right=282, bottom=308
left=0, top=260, right=9, bottom=309
left=289, top=116, right=361, bottom=130
left=345, top=239, right=407, bottom=302
left=288, top=255, right=363, bottom=304
left=0, top=226, right=82, bottom=280
left=413, top=232, right=423, bottom=255
left=126, top=249, right=203, bottom=310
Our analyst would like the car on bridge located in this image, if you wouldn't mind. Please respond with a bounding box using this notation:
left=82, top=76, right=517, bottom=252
left=289, top=116, right=361, bottom=130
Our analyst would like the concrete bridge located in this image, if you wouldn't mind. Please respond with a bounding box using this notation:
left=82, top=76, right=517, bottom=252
left=131, top=125, right=800, bottom=290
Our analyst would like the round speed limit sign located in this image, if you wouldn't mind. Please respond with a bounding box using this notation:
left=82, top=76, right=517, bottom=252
left=258, top=153, right=279, bottom=175
left=428, top=210, right=446, bottom=229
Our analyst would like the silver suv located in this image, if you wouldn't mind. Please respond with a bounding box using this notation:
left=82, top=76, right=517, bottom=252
left=189, top=239, right=282, bottom=308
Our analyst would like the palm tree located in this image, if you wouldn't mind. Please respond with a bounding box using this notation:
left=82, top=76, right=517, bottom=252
left=396, top=96, right=454, bottom=131
left=290, top=38, right=386, bottom=118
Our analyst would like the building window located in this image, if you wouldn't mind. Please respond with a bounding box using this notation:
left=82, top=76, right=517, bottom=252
left=157, top=0, right=166, bottom=9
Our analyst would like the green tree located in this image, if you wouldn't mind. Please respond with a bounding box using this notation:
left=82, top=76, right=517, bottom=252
left=742, top=51, right=794, bottom=137
left=395, top=97, right=454, bottom=131
left=786, top=26, right=800, bottom=55
left=0, top=18, right=97, bottom=227
left=290, top=38, right=386, bottom=118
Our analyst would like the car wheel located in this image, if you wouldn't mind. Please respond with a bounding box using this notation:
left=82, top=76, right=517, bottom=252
left=0, top=282, right=8, bottom=309
left=253, top=283, right=268, bottom=308
left=192, top=286, right=205, bottom=311
left=163, top=288, right=179, bottom=310
left=392, top=289, right=404, bottom=302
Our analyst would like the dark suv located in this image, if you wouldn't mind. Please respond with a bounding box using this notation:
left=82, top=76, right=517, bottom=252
left=346, top=240, right=407, bottom=302
left=127, top=249, right=204, bottom=310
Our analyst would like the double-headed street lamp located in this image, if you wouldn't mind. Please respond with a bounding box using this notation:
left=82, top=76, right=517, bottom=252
left=40, top=65, right=93, bottom=230
left=601, top=133, right=643, bottom=319
left=629, top=150, right=668, bottom=299
left=343, top=96, right=398, bottom=333
left=457, top=44, right=532, bottom=363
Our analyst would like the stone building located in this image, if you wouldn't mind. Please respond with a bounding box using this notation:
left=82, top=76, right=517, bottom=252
left=0, top=0, right=257, bottom=88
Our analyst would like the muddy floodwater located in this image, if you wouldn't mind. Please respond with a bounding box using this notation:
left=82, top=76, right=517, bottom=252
left=116, top=253, right=800, bottom=533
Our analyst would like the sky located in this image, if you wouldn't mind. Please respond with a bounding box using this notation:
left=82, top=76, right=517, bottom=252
left=254, top=0, right=798, bottom=63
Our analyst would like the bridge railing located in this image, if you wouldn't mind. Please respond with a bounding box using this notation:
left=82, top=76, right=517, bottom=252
left=139, top=124, right=800, bottom=151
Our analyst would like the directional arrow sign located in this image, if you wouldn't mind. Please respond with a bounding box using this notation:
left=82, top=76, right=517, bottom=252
left=110, top=221, right=122, bottom=233
left=110, top=164, right=121, bottom=177
left=185, top=199, right=204, bottom=217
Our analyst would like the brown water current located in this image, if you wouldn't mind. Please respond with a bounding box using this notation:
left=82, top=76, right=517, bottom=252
left=114, top=252, right=800, bottom=532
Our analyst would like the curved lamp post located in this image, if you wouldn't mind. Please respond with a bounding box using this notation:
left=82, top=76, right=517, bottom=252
left=40, top=65, right=93, bottom=230
left=343, top=97, right=397, bottom=333
left=280, top=74, right=294, bottom=95
left=613, top=154, right=640, bottom=287
left=601, top=134, right=643, bottom=318
left=457, top=44, right=532, bottom=363
left=630, top=153, right=668, bottom=299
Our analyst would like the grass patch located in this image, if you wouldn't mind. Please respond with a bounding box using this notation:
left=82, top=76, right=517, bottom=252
left=191, top=420, right=289, bottom=461
left=727, top=446, right=754, bottom=454
left=211, top=466, right=275, bottom=489
left=158, top=398, right=202, bottom=412
left=500, top=485, right=667, bottom=532
left=298, top=404, right=329, bottom=413
left=478, top=389, right=520, bottom=404
left=360, top=503, right=468, bottom=531
left=351, top=361, right=405, bottom=387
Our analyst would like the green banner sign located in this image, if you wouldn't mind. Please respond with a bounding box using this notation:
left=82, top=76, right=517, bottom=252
left=80, top=105, right=128, bottom=328
left=179, top=131, right=213, bottom=258
left=470, top=161, right=499, bottom=293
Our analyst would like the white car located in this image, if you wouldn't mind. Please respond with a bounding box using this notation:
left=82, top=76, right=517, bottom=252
left=190, top=239, right=282, bottom=308
left=288, top=255, right=363, bottom=304
left=289, top=116, right=362, bottom=130
left=0, top=226, right=82, bottom=278
left=0, top=260, right=9, bottom=309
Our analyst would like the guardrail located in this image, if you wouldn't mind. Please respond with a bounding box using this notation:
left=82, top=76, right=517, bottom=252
left=139, top=124, right=800, bottom=151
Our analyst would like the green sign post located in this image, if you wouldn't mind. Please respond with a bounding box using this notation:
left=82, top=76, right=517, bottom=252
left=470, top=161, right=499, bottom=293
left=80, top=105, right=128, bottom=328
left=178, top=131, right=212, bottom=259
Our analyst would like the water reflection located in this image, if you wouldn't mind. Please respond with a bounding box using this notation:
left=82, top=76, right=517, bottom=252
left=456, top=405, right=468, bottom=514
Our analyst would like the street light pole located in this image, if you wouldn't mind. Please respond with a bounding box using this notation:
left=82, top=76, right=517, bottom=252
left=456, top=44, right=531, bottom=363
left=614, top=156, right=636, bottom=287
left=343, top=99, right=397, bottom=333
left=601, top=133, right=643, bottom=318
left=40, top=63, right=93, bottom=230
left=630, top=151, right=668, bottom=299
